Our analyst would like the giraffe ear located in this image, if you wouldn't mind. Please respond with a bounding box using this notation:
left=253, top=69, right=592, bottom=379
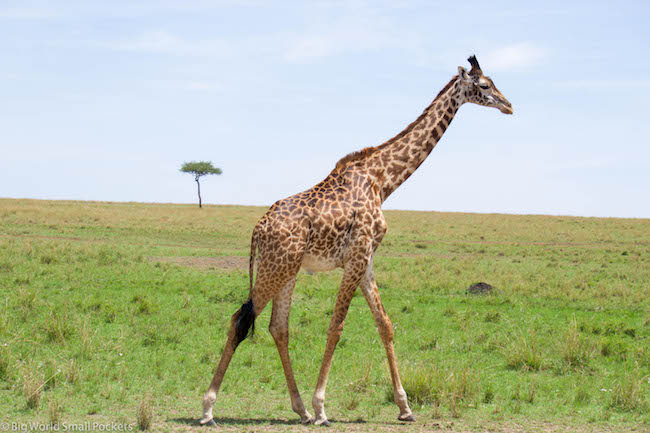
left=458, top=66, right=472, bottom=82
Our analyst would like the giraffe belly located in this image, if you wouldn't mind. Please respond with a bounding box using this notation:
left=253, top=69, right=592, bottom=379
left=301, top=254, right=339, bottom=273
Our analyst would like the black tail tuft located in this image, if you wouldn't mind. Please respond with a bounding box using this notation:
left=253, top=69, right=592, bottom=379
left=234, top=299, right=255, bottom=346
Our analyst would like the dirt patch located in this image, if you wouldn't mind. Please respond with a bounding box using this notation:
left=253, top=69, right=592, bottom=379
left=1, top=233, right=220, bottom=251
left=158, top=418, right=638, bottom=433
left=148, top=255, right=248, bottom=271
left=412, top=239, right=633, bottom=248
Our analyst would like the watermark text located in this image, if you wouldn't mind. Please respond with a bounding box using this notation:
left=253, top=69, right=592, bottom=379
left=0, top=422, right=134, bottom=432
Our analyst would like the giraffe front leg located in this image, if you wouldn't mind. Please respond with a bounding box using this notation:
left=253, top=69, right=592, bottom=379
left=312, top=257, right=367, bottom=426
left=312, top=290, right=353, bottom=426
left=360, top=272, right=414, bottom=422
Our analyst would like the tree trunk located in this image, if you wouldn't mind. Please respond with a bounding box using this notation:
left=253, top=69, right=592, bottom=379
left=196, top=178, right=202, bottom=208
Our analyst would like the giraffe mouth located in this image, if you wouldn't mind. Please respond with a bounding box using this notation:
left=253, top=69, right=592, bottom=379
left=499, top=100, right=514, bottom=115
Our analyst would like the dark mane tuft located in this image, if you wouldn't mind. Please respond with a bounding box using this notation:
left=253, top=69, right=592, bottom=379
left=334, top=147, right=378, bottom=170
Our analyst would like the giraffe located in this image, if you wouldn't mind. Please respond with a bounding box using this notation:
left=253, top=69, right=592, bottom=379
left=200, top=55, right=513, bottom=426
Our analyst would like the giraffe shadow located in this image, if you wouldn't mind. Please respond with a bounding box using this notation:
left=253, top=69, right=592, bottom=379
left=168, top=417, right=369, bottom=427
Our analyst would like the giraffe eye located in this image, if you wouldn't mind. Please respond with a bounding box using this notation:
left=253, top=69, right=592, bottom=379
left=479, top=84, right=489, bottom=90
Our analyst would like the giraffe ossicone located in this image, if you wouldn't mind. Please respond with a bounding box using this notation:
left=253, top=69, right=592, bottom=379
left=200, top=55, right=513, bottom=426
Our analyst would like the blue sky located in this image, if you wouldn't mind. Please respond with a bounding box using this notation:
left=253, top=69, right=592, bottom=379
left=1, top=0, right=649, bottom=218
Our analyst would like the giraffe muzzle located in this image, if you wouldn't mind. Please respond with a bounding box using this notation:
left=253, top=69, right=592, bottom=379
left=499, top=100, right=514, bottom=115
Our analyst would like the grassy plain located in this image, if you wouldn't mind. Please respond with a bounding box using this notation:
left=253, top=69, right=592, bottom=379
left=0, top=198, right=648, bottom=432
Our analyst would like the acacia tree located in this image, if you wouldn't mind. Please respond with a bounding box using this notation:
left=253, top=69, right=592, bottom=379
left=180, top=161, right=222, bottom=208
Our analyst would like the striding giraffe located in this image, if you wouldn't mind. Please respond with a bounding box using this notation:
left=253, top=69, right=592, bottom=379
left=200, top=55, right=513, bottom=426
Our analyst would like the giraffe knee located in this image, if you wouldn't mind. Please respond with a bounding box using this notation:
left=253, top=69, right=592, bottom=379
left=379, top=327, right=393, bottom=342
left=327, top=318, right=346, bottom=344
left=378, top=319, right=394, bottom=341
left=269, top=323, right=288, bottom=341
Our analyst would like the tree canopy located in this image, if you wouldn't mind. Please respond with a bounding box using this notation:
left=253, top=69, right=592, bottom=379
left=180, top=161, right=222, bottom=179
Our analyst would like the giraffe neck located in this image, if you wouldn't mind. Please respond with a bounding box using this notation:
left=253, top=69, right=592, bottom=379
left=367, top=76, right=464, bottom=202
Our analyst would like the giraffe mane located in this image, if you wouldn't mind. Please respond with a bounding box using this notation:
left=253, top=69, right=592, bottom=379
left=332, top=75, right=459, bottom=172
left=334, top=147, right=378, bottom=170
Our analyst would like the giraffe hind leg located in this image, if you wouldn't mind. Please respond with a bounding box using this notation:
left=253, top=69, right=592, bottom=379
left=201, top=216, right=308, bottom=425
left=201, top=299, right=255, bottom=425
left=269, top=277, right=313, bottom=424
left=201, top=260, right=304, bottom=424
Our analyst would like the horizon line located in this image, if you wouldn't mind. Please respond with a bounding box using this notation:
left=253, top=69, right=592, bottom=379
left=1, top=196, right=648, bottom=221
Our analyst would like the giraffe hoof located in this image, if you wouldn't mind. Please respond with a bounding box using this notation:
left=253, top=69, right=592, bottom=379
left=199, top=418, right=217, bottom=427
left=314, top=418, right=330, bottom=427
left=398, top=413, right=416, bottom=422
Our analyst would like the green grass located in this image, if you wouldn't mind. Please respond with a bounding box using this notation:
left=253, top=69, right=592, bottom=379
left=0, top=198, right=648, bottom=432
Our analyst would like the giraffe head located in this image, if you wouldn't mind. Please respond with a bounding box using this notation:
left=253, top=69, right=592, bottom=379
left=457, top=55, right=513, bottom=115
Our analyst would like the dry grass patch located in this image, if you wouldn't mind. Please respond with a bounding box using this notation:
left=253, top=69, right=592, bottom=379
left=610, top=365, right=649, bottom=412
left=559, top=318, right=596, bottom=372
left=49, top=399, right=63, bottom=425
left=504, top=329, right=543, bottom=371
left=395, top=363, right=479, bottom=417
left=0, top=347, right=9, bottom=381
left=22, top=367, right=44, bottom=409
left=137, top=393, right=153, bottom=431
left=147, top=256, right=247, bottom=271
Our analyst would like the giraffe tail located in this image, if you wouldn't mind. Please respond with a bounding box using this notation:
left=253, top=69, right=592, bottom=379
left=234, top=225, right=260, bottom=345
left=248, top=225, right=259, bottom=293
left=234, top=298, right=255, bottom=344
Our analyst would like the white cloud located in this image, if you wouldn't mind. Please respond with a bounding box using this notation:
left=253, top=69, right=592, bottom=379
left=285, top=29, right=384, bottom=61
left=547, top=158, right=609, bottom=171
left=0, top=6, right=59, bottom=19
left=482, top=42, right=547, bottom=71
left=100, top=30, right=231, bottom=57
left=284, top=13, right=389, bottom=62
left=142, top=79, right=226, bottom=93
left=0, top=1, right=264, bottom=20
left=286, top=35, right=338, bottom=61
left=181, top=80, right=224, bottom=92
left=553, top=79, right=650, bottom=89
